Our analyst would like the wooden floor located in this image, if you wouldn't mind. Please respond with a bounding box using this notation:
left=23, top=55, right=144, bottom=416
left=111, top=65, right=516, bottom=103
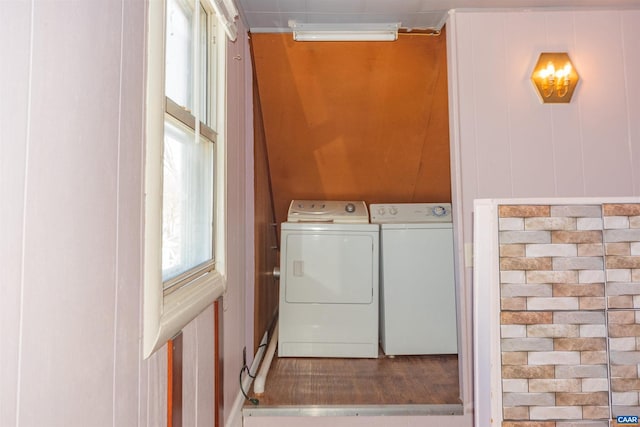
left=246, top=351, right=460, bottom=407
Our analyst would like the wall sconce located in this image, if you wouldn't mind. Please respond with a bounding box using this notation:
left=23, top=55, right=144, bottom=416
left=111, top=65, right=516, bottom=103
left=531, top=52, right=579, bottom=103
left=288, top=21, right=400, bottom=42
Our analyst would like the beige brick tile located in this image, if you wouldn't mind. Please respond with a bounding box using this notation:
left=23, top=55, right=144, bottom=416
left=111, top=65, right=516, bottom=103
left=607, top=242, right=631, bottom=256
left=503, top=392, right=555, bottom=406
left=605, top=216, right=631, bottom=229
left=525, top=217, right=577, bottom=231
left=502, top=270, right=527, bottom=284
left=612, top=378, right=640, bottom=392
left=500, top=217, right=525, bottom=231
left=502, top=297, right=528, bottom=311
left=502, top=257, right=553, bottom=271
left=528, top=270, right=579, bottom=284
left=528, top=324, right=580, bottom=338
left=579, top=297, right=606, bottom=310
left=608, top=295, right=634, bottom=309
left=503, top=378, right=530, bottom=392
left=502, top=325, right=527, bottom=338
left=551, top=205, right=602, bottom=218
left=554, top=338, right=606, bottom=351
left=607, top=269, right=632, bottom=282
left=501, top=244, right=526, bottom=257
left=501, top=231, right=552, bottom=244
left=553, top=283, right=604, bottom=297
left=552, top=230, right=603, bottom=244
left=612, top=391, right=639, bottom=405
left=580, top=351, right=607, bottom=365
left=577, top=217, right=604, bottom=231
left=607, top=256, right=640, bottom=269
left=503, top=311, right=553, bottom=325
left=528, top=351, right=580, bottom=365
left=500, top=205, right=551, bottom=218
left=580, top=405, right=610, bottom=420
left=609, top=311, right=636, bottom=324
left=611, top=365, right=638, bottom=378
left=632, top=242, right=640, bottom=256
left=502, top=351, right=528, bottom=365
left=503, top=365, right=555, bottom=379
left=609, top=324, right=640, bottom=338
left=578, top=270, right=606, bottom=283
left=502, top=284, right=553, bottom=298
left=527, top=297, right=579, bottom=311
left=578, top=243, right=604, bottom=256
left=557, top=421, right=608, bottom=427
left=608, top=283, right=640, bottom=297
left=556, top=392, right=608, bottom=406
left=609, top=337, right=637, bottom=351
left=603, top=203, right=640, bottom=216
left=553, top=311, right=605, bottom=325
left=631, top=215, right=640, bottom=228
left=579, top=324, right=607, bottom=338
left=555, top=365, right=608, bottom=378
left=604, top=229, right=640, bottom=243
left=502, top=406, right=530, bottom=421
left=553, top=257, right=604, bottom=271
left=502, top=420, right=551, bottom=427
left=581, top=378, right=609, bottom=392
left=633, top=269, right=640, bottom=282
left=529, top=378, right=581, bottom=392
left=609, top=351, right=640, bottom=365
left=527, top=244, right=578, bottom=257
left=611, top=404, right=640, bottom=417
left=502, top=338, right=554, bottom=352
left=529, top=406, right=582, bottom=420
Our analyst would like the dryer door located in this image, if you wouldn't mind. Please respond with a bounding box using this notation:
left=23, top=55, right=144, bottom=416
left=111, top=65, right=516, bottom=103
left=284, top=232, right=374, bottom=304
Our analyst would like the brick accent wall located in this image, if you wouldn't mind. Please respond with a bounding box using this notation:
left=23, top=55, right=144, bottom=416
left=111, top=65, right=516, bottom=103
left=498, top=203, right=640, bottom=427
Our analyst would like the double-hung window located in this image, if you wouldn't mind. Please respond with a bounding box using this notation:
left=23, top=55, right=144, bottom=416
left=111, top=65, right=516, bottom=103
left=144, top=0, right=228, bottom=357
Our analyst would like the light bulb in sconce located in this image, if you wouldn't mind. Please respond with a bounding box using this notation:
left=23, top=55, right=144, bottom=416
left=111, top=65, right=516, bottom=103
left=531, top=53, right=579, bottom=103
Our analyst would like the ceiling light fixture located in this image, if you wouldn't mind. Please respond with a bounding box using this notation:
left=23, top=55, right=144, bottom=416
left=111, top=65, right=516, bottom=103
left=288, top=21, right=400, bottom=42
left=531, top=52, right=580, bottom=104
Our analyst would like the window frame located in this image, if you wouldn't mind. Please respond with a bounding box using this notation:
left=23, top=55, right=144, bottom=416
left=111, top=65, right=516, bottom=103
left=143, top=0, right=227, bottom=358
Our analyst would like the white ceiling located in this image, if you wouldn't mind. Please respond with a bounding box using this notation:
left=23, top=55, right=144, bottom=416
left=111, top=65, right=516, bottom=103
left=236, top=0, right=640, bottom=32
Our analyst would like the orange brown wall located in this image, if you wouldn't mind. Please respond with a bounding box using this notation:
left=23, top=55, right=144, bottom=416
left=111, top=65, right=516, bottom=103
left=250, top=29, right=451, bottom=227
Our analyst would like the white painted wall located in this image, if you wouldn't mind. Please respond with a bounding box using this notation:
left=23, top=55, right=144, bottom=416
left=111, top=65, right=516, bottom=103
left=447, top=7, right=640, bottom=427
left=0, top=0, right=252, bottom=426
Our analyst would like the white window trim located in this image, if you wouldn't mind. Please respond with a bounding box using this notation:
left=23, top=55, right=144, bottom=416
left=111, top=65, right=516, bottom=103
left=143, top=0, right=227, bottom=358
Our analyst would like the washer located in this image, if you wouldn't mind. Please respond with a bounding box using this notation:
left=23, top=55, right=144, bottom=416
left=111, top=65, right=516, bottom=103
left=370, top=203, right=458, bottom=356
left=278, top=200, right=379, bottom=358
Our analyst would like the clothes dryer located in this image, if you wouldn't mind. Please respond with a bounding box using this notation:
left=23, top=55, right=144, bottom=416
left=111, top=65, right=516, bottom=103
left=278, top=200, right=379, bottom=358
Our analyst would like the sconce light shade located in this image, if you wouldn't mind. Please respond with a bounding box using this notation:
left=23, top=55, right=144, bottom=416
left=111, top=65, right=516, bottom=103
left=531, top=52, right=580, bottom=104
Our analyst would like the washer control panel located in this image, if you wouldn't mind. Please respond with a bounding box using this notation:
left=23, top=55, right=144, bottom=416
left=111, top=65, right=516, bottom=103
left=369, top=203, right=452, bottom=223
left=287, top=200, right=370, bottom=223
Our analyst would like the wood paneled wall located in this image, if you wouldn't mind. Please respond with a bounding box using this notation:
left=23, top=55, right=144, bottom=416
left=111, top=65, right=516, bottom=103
left=252, top=62, right=280, bottom=351
left=251, top=30, right=451, bottom=227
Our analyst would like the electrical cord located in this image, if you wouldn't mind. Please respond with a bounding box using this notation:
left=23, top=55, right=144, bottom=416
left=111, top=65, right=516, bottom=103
left=239, top=342, right=268, bottom=406
left=240, top=366, right=259, bottom=405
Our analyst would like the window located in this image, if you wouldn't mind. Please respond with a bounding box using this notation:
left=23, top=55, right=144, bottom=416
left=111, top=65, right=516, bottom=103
left=143, top=0, right=228, bottom=358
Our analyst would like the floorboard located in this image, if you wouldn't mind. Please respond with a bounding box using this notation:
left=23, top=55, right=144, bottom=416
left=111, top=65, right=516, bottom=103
left=246, top=352, right=460, bottom=407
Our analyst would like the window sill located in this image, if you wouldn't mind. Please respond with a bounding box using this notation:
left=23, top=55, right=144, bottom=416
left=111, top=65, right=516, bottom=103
left=144, top=270, right=226, bottom=358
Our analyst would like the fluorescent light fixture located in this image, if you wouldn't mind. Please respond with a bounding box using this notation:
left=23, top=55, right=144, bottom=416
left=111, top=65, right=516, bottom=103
left=288, top=22, right=400, bottom=42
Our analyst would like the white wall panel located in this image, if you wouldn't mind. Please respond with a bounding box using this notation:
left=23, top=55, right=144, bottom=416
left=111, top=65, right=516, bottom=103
left=0, top=0, right=31, bottom=425
left=449, top=8, right=640, bottom=242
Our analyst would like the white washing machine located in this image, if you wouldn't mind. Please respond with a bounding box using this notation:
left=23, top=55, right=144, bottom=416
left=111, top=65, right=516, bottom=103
left=278, top=200, right=379, bottom=358
left=370, top=203, right=458, bottom=356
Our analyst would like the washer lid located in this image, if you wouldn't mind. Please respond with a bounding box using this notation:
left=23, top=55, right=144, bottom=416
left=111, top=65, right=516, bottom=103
left=287, top=200, right=370, bottom=224
left=370, top=203, right=452, bottom=223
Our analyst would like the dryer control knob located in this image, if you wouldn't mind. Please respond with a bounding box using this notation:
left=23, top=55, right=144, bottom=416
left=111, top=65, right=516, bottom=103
left=345, top=203, right=356, bottom=213
left=433, top=206, right=448, bottom=216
